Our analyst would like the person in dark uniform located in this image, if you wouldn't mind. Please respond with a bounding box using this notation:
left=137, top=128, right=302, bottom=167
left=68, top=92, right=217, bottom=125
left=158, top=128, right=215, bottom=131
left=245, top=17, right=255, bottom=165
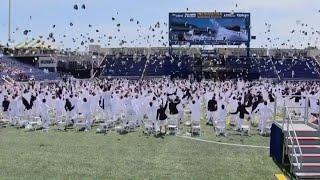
left=207, top=96, right=218, bottom=125
left=230, top=102, right=249, bottom=131
left=157, top=100, right=168, bottom=134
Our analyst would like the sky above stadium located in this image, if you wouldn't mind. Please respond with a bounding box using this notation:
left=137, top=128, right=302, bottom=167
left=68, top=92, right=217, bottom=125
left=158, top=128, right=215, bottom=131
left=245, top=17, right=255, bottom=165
left=0, top=0, right=320, bottom=50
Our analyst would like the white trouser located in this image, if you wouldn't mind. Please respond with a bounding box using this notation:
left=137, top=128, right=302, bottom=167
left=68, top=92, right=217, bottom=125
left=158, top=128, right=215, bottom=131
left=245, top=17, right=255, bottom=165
left=229, top=114, right=236, bottom=125
left=178, top=110, right=184, bottom=122
left=259, top=117, right=267, bottom=133
left=208, top=111, right=217, bottom=123
left=236, top=117, right=243, bottom=130
left=85, top=114, right=92, bottom=130
left=269, top=102, right=275, bottom=113
left=41, top=115, right=50, bottom=129
left=136, top=113, right=144, bottom=126
left=66, top=111, right=73, bottom=125
left=250, top=113, right=256, bottom=124
left=216, top=120, right=226, bottom=134
left=103, top=105, right=112, bottom=120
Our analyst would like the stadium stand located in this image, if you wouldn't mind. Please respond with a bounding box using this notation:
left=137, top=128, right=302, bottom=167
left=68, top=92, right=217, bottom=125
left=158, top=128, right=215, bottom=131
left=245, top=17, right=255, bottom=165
left=103, top=55, right=147, bottom=77
left=0, top=56, right=60, bottom=81
left=102, top=54, right=195, bottom=78
left=101, top=54, right=320, bottom=80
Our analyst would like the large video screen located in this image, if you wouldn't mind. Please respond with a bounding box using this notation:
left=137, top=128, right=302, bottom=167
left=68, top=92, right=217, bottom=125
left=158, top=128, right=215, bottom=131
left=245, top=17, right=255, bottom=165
left=169, top=12, right=250, bottom=45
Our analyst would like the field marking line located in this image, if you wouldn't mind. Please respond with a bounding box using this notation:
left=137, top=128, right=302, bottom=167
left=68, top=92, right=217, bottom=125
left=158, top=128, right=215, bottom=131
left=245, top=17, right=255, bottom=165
left=176, top=135, right=270, bottom=149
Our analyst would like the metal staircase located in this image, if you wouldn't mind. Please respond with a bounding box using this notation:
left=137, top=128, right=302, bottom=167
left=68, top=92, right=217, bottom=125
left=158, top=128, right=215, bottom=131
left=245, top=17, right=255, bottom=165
left=284, top=107, right=320, bottom=179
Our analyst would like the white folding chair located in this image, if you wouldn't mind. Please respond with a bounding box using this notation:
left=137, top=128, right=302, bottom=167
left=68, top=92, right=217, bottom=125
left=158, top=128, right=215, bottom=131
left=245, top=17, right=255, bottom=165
left=191, top=120, right=201, bottom=136
left=167, top=119, right=178, bottom=135
left=0, top=111, right=10, bottom=128
left=93, top=109, right=104, bottom=124
left=214, top=120, right=226, bottom=136
left=74, top=114, right=86, bottom=131
left=262, top=120, right=273, bottom=136
left=17, top=115, right=31, bottom=128
left=241, top=120, right=251, bottom=136
left=229, top=115, right=236, bottom=126
left=126, top=114, right=137, bottom=132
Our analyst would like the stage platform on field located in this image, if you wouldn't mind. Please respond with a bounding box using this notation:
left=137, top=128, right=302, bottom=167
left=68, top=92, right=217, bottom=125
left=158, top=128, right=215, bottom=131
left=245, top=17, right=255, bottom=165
left=279, top=123, right=317, bottom=132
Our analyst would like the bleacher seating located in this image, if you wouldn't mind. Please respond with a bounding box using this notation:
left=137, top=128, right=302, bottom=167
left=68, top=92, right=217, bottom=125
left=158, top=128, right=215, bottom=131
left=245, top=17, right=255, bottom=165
left=0, top=56, right=60, bottom=81
left=101, top=54, right=320, bottom=80
left=103, top=55, right=146, bottom=76
left=226, top=56, right=320, bottom=79
left=274, top=57, right=320, bottom=79
left=102, top=54, right=195, bottom=78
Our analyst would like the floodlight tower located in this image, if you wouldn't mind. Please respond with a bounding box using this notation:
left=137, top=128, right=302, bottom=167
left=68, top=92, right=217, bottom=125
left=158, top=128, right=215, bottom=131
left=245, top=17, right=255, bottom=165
left=8, top=0, right=12, bottom=43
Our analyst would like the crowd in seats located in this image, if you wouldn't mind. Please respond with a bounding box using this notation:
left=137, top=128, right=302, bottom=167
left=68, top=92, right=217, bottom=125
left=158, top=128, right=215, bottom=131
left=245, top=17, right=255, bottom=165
left=144, top=55, right=194, bottom=77
left=0, top=57, right=60, bottom=81
left=103, top=55, right=147, bottom=76
left=273, top=57, right=320, bottom=79
left=224, top=56, right=320, bottom=79
left=102, top=54, right=195, bottom=78
left=90, top=53, right=320, bottom=80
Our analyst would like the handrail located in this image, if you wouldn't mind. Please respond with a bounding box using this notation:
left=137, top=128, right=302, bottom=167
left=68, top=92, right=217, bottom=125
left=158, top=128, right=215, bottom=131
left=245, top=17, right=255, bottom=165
left=2, top=75, right=14, bottom=86
left=269, top=57, right=281, bottom=81
left=285, top=106, right=303, bottom=170
left=140, top=49, right=151, bottom=81
left=312, top=56, right=320, bottom=77
left=140, top=58, right=149, bottom=81
left=93, top=53, right=108, bottom=78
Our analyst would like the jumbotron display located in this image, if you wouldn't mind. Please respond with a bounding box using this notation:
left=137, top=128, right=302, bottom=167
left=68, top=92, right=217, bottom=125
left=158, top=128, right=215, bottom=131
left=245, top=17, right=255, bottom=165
left=169, top=12, right=251, bottom=45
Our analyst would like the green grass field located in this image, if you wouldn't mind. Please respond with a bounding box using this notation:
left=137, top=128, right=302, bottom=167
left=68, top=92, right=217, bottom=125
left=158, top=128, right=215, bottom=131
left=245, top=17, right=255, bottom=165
left=0, top=115, right=283, bottom=180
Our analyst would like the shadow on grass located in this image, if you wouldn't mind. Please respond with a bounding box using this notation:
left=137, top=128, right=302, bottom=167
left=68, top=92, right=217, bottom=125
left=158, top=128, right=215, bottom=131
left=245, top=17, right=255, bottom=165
left=154, top=133, right=165, bottom=139
left=272, top=157, right=296, bottom=180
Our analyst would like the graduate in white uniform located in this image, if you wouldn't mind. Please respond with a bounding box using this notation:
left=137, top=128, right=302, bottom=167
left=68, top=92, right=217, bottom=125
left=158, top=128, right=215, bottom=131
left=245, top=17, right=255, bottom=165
left=216, top=104, right=227, bottom=136
left=176, top=97, right=184, bottom=123
left=54, top=95, right=64, bottom=123
left=253, top=101, right=272, bottom=134
left=133, top=94, right=144, bottom=126
left=146, top=101, right=158, bottom=130
left=309, top=91, right=319, bottom=114
left=189, top=97, right=201, bottom=123
left=124, top=94, right=136, bottom=126
left=40, top=98, right=50, bottom=132
left=102, top=87, right=112, bottom=121
left=9, top=94, right=19, bottom=124
left=81, top=97, right=92, bottom=131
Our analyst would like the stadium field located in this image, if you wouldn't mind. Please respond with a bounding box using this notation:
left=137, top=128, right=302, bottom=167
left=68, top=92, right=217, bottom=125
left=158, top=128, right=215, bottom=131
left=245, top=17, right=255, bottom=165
left=0, top=119, right=282, bottom=180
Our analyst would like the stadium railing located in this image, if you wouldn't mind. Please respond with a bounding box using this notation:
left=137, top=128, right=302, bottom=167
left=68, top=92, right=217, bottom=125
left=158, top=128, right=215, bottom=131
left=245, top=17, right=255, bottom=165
left=284, top=105, right=303, bottom=172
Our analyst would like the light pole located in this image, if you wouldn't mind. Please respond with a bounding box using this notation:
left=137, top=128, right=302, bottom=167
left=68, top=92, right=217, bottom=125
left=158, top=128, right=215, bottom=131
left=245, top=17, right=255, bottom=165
left=8, top=0, right=12, bottom=43
left=91, top=55, right=96, bottom=78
